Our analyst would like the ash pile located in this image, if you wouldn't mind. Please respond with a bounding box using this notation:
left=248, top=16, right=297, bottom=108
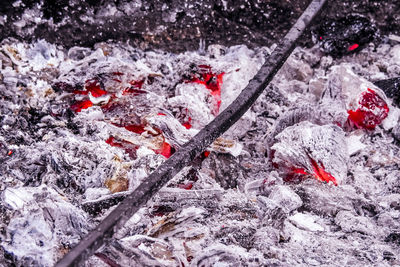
left=1, top=7, right=400, bottom=267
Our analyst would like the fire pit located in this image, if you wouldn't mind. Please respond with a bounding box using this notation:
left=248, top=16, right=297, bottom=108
left=1, top=1, right=400, bottom=266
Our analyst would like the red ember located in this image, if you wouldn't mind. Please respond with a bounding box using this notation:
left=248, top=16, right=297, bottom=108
left=178, top=182, right=194, bottom=190
left=182, top=116, right=192, bottom=129
left=155, top=141, right=175, bottom=158
left=123, top=124, right=146, bottom=135
left=348, top=43, right=359, bottom=51
left=129, top=79, right=145, bottom=88
left=276, top=157, right=338, bottom=186
left=188, top=65, right=225, bottom=114
left=72, top=90, right=88, bottom=95
left=105, top=136, right=139, bottom=159
left=309, top=157, right=338, bottom=186
left=122, top=79, right=146, bottom=95
left=85, top=79, right=107, bottom=97
left=70, top=99, right=93, bottom=112
left=122, top=88, right=147, bottom=96
left=347, top=88, right=389, bottom=130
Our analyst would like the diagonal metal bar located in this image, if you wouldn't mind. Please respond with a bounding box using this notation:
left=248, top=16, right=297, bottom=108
left=56, top=0, right=328, bottom=265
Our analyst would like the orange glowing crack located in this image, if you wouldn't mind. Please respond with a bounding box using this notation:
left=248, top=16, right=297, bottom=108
left=309, top=158, right=338, bottom=186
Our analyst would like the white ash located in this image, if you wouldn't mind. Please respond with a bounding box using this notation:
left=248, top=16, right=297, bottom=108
left=0, top=37, right=400, bottom=267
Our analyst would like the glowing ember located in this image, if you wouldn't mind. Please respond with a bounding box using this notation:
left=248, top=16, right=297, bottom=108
left=129, top=79, right=145, bottom=88
left=85, top=79, right=107, bottom=97
left=178, top=182, right=194, bottom=190
left=292, top=167, right=308, bottom=175
left=122, top=88, right=147, bottom=96
left=309, top=158, right=338, bottom=186
left=182, top=117, right=192, bottom=129
left=283, top=167, right=309, bottom=183
left=123, top=124, right=146, bottom=134
left=105, top=136, right=138, bottom=159
left=188, top=65, right=225, bottom=114
left=155, top=141, right=175, bottom=158
left=7, top=150, right=12, bottom=156
left=122, top=79, right=146, bottom=95
left=347, top=88, right=389, bottom=130
left=72, top=90, right=88, bottom=95
left=348, top=43, right=359, bottom=51
left=70, top=99, right=93, bottom=112
left=279, top=160, right=337, bottom=186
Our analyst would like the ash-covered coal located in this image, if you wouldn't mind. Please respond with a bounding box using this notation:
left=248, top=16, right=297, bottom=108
left=2, top=18, right=400, bottom=267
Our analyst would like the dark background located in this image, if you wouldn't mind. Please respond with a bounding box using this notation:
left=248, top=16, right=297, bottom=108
left=0, top=0, right=399, bottom=52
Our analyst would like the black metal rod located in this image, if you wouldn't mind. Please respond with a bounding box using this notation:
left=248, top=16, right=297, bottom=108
left=56, top=0, right=328, bottom=265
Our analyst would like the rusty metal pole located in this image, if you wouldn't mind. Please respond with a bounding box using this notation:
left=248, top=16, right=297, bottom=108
left=56, top=0, right=328, bottom=265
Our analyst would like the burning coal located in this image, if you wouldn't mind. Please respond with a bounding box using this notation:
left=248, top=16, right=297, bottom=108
left=1, top=20, right=400, bottom=267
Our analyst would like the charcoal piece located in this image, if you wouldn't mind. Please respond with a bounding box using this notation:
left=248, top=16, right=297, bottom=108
left=215, top=226, right=256, bottom=249
left=2, top=186, right=90, bottom=266
left=374, top=77, right=400, bottom=107
left=52, top=82, right=80, bottom=93
left=252, top=226, right=280, bottom=249
left=383, top=251, right=396, bottom=261
left=67, top=47, right=92, bottom=61
left=269, top=106, right=314, bottom=142
left=312, top=15, right=377, bottom=57
left=152, top=188, right=222, bottom=211
left=385, top=233, right=400, bottom=245
left=82, top=192, right=128, bottom=216
left=208, top=153, right=242, bottom=189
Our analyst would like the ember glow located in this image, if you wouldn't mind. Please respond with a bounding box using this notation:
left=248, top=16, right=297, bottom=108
left=105, top=136, right=139, bottom=159
left=309, top=157, right=338, bottom=186
left=348, top=43, right=359, bottom=51
left=70, top=99, right=93, bottom=112
left=347, top=88, right=389, bottom=130
left=1, top=25, right=400, bottom=267
left=187, top=65, right=225, bottom=114
left=85, top=79, right=107, bottom=97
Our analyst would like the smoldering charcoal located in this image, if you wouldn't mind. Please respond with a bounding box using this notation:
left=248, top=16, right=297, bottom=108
left=1, top=1, right=400, bottom=266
